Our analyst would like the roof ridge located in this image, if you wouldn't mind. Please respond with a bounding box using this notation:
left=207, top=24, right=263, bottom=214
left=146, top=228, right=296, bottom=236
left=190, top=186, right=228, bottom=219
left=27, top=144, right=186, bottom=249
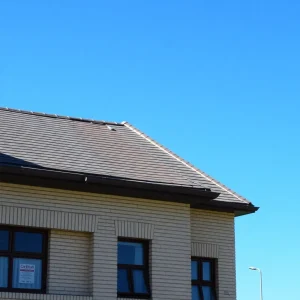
left=0, top=107, right=123, bottom=126
left=123, top=121, right=251, bottom=205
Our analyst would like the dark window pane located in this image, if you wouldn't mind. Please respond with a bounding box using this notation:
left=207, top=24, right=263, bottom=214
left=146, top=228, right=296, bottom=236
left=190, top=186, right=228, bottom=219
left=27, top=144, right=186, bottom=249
left=12, top=258, right=42, bottom=289
left=133, top=270, right=147, bottom=293
left=0, top=257, right=8, bottom=287
left=202, top=286, right=215, bottom=300
left=118, top=241, right=144, bottom=265
left=14, top=232, right=43, bottom=253
left=192, top=261, right=198, bottom=280
left=202, top=262, right=211, bottom=281
left=0, top=231, right=9, bottom=251
left=118, top=269, right=130, bottom=293
left=192, top=285, right=200, bottom=300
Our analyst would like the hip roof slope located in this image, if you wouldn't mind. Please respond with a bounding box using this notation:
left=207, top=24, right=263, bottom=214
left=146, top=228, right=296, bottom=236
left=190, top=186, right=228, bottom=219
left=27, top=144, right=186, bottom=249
left=0, top=107, right=252, bottom=206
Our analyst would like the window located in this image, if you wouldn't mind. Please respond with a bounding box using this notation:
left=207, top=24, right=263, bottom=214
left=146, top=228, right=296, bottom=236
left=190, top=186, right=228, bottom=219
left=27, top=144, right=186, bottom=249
left=191, top=258, right=216, bottom=300
left=117, top=239, right=150, bottom=298
left=0, top=226, right=48, bottom=293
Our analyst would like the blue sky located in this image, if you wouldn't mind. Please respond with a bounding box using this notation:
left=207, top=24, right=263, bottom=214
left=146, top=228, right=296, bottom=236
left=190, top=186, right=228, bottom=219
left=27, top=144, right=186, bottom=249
left=1, top=1, right=299, bottom=299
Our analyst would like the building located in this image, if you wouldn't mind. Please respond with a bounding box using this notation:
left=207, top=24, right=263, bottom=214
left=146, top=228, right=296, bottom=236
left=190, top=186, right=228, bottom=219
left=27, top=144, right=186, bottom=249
left=0, top=107, right=258, bottom=300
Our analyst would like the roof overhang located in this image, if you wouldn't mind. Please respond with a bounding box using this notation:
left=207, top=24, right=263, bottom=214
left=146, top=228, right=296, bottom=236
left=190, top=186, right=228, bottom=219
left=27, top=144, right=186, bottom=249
left=0, top=164, right=258, bottom=216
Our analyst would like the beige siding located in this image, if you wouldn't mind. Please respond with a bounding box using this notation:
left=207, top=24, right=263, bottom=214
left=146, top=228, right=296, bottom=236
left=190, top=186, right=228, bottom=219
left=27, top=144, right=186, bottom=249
left=114, top=220, right=155, bottom=239
left=0, top=183, right=191, bottom=300
left=0, top=204, right=97, bottom=232
left=0, top=292, right=91, bottom=300
left=191, top=209, right=236, bottom=300
left=191, top=242, right=219, bottom=258
left=0, top=182, right=237, bottom=300
left=47, top=230, right=92, bottom=295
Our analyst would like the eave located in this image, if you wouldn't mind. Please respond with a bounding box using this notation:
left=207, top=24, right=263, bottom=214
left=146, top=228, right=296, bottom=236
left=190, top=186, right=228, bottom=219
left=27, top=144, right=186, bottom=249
left=0, top=164, right=259, bottom=216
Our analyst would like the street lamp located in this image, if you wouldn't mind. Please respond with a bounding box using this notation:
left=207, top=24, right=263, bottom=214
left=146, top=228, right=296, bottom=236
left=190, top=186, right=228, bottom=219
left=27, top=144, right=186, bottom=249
left=249, top=267, right=263, bottom=300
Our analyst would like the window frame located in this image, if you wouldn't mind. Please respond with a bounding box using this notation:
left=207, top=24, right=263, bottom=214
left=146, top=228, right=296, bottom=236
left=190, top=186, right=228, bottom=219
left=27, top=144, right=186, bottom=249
left=117, top=238, right=151, bottom=299
left=191, top=257, right=217, bottom=300
left=0, top=225, right=48, bottom=293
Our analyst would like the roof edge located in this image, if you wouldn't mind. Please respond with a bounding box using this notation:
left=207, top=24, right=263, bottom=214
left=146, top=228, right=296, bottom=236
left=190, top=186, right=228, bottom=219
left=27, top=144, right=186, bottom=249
left=0, top=107, right=124, bottom=126
left=0, top=164, right=258, bottom=216
left=123, top=121, right=253, bottom=205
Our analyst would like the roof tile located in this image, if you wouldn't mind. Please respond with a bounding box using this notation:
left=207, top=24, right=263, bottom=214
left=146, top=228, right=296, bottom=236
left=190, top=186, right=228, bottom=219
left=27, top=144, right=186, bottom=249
left=0, top=107, right=252, bottom=206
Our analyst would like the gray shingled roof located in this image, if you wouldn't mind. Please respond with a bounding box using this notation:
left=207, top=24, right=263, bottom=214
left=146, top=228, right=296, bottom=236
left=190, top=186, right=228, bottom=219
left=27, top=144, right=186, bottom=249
left=0, top=107, right=254, bottom=206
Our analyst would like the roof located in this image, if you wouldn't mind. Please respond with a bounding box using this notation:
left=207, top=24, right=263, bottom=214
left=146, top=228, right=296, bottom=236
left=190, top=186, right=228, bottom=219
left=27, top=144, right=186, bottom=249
left=0, top=107, right=258, bottom=215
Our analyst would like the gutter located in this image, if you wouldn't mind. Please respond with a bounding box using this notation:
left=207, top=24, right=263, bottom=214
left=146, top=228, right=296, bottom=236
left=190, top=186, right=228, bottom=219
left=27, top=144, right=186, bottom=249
left=0, top=164, right=258, bottom=216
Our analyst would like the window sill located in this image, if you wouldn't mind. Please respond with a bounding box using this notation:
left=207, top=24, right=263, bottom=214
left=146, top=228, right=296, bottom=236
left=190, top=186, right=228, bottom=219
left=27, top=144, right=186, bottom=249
left=118, top=297, right=151, bottom=300
left=0, top=292, right=92, bottom=300
left=118, top=298, right=151, bottom=300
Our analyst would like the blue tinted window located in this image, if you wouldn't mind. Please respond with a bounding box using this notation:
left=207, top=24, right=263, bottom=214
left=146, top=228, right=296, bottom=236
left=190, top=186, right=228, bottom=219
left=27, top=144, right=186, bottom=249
left=12, top=258, right=42, bottom=289
left=0, top=257, right=8, bottom=287
left=192, top=261, right=198, bottom=280
left=118, top=242, right=144, bottom=265
left=117, top=269, right=130, bottom=293
left=192, top=285, right=200, bottom=300
left=202, top=286, right=214, bottom=300
left=203, top=262, right=211, bottom=281
left=14, top=232, right=43, bottom=253
left=0, top=231, right=9, bottom=251
left=133, top=270, right=147, bottom=293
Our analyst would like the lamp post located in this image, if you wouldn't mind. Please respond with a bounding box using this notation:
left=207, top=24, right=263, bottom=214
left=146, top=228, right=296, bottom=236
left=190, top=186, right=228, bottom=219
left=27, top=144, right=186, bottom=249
left=249, top=267, right=263, bottom=300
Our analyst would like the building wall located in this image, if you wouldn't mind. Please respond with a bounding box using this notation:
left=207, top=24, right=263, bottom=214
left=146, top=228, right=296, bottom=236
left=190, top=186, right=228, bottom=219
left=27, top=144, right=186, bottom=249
left=191, top=209, right=236, bottom=300
left=0, top=182, right=237, bottom=300
left=47, top=230, right=92, bottom=295
left=0, top=183, right=192, bottom=300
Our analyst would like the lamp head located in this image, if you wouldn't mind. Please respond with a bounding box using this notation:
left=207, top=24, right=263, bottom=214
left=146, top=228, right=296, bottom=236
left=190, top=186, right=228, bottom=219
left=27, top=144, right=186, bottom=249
left=249, top=267, right=258, bottom=271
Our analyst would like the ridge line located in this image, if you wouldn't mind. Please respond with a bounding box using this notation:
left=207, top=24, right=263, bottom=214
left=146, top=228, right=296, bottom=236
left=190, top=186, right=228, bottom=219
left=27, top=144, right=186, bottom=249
left=0, top=107, right=123, bottom=126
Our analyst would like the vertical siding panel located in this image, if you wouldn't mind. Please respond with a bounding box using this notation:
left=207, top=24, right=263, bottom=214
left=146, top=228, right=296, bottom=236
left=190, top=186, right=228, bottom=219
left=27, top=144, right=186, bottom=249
left=75, top=213, right=78, bottom=231
left=29, top=208, right=33, bottom=227
left=15, top=207, right=19, bottom=226
left=36, top=208, right=40, bottom=227
left=78, top=214, right=83, bottom=231
left=34, top=208, right=38, bottom=227
left=84, top=214, right=88, bottom=232
left=54, top=211, right=58, bottom=229
left=6, top=206, right=10, bottom=224
left=122, top=220, right=125, bottom=236
left=2, top=206, right=6, bottom=224
left=46, top=210, right=50, bottom=228
left=3, top=206, right=7, bottom=224
left=137, top=222, right=141, bottom=238
left=64, top=211, right=68, bottom=230
left=62, top=211, right=66, bottom=229
left=57, top=211, right=61, bottom=229
left=12, top=207, right=17, bottom=224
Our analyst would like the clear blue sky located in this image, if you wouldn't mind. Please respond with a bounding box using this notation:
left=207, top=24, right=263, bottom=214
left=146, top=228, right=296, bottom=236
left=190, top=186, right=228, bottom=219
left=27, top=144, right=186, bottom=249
left=1, top=1, right=299, bottom=299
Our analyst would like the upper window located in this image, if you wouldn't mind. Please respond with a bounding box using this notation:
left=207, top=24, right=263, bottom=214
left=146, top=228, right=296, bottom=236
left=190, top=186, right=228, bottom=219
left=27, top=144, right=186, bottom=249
left=191, top=258, right=216, bottom=300
left=0, top=226, right=48, bottom=293
left=117, top=239, right=150, bottom=298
